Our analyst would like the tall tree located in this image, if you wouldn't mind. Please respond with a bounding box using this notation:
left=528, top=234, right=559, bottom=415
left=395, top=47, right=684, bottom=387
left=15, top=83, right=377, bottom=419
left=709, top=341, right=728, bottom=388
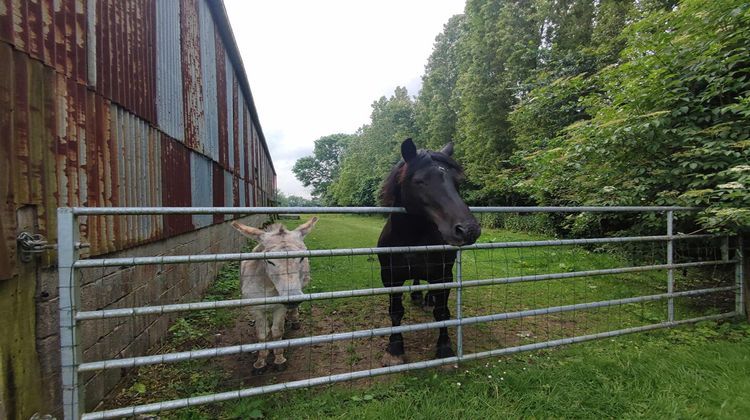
left=292, top=134, right=353, bottom=203
left=416, top=14, right=467, bottom=150
left=330, top=87, right=418, bottom=206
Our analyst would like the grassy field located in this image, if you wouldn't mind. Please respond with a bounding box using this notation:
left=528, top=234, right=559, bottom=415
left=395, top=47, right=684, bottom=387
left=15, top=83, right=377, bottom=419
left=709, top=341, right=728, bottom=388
left=109, top=214, right=749, bottom=419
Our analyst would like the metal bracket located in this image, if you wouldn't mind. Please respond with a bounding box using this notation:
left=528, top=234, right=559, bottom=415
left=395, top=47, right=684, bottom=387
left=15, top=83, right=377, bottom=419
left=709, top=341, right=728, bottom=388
left=17, top=231, right=55, bottom=262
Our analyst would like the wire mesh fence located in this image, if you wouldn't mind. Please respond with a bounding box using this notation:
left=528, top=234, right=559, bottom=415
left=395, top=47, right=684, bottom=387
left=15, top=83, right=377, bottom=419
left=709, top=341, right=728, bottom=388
left=57, top=207, right=743, bottom=420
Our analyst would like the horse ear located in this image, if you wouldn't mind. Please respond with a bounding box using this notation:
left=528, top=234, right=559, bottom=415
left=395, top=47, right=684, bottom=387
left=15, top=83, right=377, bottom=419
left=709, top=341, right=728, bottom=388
left=294, top=216, right=318, bottom=238
left=401, top=138, right=417, bottom=162
left=440, top=142, right=454, bottom=156
left=231, top=221, right=265, bottom=241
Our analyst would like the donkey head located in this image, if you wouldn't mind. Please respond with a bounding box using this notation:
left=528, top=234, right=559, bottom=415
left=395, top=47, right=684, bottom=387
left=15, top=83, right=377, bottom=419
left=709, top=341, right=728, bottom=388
left=386, top=138, right=481, bottom=246
left=232, top=217, right=319, bottom=305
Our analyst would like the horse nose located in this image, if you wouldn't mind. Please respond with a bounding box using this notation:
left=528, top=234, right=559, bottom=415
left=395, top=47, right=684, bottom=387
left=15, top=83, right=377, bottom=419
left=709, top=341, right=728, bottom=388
left=455, top=222, right=481, bottom=244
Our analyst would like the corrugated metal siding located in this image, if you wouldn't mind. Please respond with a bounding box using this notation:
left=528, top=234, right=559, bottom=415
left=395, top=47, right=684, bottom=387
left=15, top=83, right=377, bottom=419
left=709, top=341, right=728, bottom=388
left=161, top=135, right=192, bottom=237
left=179, top=0, right=204, bottom=151
left=155, top=0, right=185, bottom=141
left=0, top=0, right=87, bottom=83
left=0, top=0, right=276, bottom=278
left=95, top=0, right=156, bottom=123
left=190, top=152, right=213, bottom=228
left=225, top=52, right=234, bottom=171
left=198, top=0, right=218, bottom=160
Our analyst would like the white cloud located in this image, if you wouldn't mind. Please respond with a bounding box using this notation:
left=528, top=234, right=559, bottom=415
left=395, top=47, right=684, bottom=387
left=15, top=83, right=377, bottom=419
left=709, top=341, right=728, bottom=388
left=224, top=0, right=466, bottom=197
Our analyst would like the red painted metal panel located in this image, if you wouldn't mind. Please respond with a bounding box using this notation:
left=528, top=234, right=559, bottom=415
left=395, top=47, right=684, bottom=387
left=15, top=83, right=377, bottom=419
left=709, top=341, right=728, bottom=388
left=161, top=134, right=193, bottom=236
left=215, top=28, right=227, bottom=166
left=232, top=71, right=239, bottom=175
left=27, top=0, right=42, bottom=58
left=94, top=0, right=156, bottom=123
left=0, top=0, right=12, bottom=43
left=0, top=44, right=15, bottom=280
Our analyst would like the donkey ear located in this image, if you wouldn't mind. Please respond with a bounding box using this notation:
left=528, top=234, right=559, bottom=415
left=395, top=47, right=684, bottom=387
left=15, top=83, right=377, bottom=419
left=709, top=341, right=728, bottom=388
left=440, top=142, right=454, bottom=156
left=294, top=216, right=318, bottom=238
left=231, top=221, right=265, bottom=241
left=401, top=138, right=418, bottom=162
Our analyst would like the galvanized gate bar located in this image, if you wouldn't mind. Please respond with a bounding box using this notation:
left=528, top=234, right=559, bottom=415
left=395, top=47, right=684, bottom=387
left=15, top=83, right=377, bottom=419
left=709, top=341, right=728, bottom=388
left=73, top=234, right=721, bottom=268
left=737, top=236, right=745, bottom=316
left=58, top=208, right=83, bottom=420
left=70, top=205, right=701, bottom=215
left=80, top=311, right=735, bottom=420
left=76, top=259, right=735, bottom=321
left=667, top=211, right=675, bottom=322
left=59, top=206, right=740, bottom=420
left=77, top=285, right=737, bottom=372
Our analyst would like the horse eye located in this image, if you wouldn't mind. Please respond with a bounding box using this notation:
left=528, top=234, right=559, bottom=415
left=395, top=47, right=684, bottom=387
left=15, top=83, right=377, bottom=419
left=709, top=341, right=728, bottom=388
left=266, top=260, right=276, bottom=266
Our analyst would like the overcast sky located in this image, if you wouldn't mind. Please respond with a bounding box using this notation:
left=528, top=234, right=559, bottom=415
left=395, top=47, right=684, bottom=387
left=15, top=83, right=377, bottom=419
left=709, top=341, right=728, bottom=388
left=224, top=0, right=466, bottom=198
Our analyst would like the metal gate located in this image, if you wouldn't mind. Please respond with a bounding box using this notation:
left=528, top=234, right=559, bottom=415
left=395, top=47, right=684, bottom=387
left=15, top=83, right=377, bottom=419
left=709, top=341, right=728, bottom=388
left=57, top=206, right=744, bottom=420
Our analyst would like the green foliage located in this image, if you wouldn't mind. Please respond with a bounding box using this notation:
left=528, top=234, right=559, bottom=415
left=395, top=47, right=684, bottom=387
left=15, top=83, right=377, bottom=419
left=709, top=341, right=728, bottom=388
left=293, top=0, right=749, bottom=233
left=275, top=190, right=322, bottom=207
left=523, top=0, right=750, bottom=232
left=291, top=134, right=354, bottom=203
left=329, top=87, right=419, bottom=206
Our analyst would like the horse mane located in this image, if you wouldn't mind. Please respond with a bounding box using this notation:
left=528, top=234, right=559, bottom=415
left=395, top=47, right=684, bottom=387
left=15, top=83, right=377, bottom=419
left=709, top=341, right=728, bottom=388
left=379, top=150, right=463, bottom=206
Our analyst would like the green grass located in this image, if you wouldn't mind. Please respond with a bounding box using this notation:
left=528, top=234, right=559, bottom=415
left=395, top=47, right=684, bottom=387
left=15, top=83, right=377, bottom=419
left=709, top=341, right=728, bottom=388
left=110, top=214, right=747, bottom=419
left=226, top=322, right=750, bottom=419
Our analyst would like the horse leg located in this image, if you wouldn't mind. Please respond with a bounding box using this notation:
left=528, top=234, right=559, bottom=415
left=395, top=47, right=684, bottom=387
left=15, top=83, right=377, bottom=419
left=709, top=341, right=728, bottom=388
left=410, top=279, right=423, bottom=306
left=432, top=289, right=455, bottom=359
left=252, top=309, right=270, bottom=375
left=381, top=291, right=407, bottom=366
left=271, top=305, right=288, bottom=371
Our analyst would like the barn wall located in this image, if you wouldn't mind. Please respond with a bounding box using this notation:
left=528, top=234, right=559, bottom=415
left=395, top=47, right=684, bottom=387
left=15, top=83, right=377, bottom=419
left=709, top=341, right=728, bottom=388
left=0, top=0, right=276, bottom=417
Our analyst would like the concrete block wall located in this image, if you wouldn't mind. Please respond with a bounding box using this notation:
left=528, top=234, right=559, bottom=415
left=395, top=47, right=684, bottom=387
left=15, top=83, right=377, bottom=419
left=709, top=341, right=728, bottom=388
left=34, top=215, right=267, bottom=414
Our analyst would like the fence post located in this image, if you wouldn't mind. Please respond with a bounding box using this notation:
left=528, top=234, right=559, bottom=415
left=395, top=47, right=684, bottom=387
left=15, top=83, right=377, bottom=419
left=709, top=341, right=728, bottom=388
left=58, top=208, right=83, bottom=420
left=456, top=249, right=463, bottom=359
left=736, top=236, right=745, bottom=318
left=667, top=211, right=674, bottom=322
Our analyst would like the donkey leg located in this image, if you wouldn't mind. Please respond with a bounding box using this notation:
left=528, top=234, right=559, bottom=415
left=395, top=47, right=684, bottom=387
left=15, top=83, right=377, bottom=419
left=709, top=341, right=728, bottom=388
left=286, top=306, right=301, bottom=330
left=252, top=310, right=270, bottom=375
left=271, top=305, right=288, bottom=371
left=382, top=292, right=407, bottom=366
left=432, top=289, right=455, bottom=359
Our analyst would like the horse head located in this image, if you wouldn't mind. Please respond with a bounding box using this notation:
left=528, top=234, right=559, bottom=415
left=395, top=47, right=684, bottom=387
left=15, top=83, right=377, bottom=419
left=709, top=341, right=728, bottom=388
left=232, top=217, right=318, bottom=307
left=382, top=138, right=480, bottom=246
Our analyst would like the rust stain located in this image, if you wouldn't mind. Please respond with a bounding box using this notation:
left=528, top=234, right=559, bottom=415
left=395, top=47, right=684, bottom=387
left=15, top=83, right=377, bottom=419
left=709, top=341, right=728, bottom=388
left=0, top=0, right=276, bottom=272
left=215, top=29, right=227, bottom=166
left=180, top=0, right=203, bottom=151
left=0, top=44, right=15, bottom=279
left=161, top=134, right=193, bottom=236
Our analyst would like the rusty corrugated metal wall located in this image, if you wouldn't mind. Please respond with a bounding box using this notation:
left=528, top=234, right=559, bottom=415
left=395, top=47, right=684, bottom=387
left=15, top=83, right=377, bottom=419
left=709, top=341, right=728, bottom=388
left=0, top=0, right=277, bottom=280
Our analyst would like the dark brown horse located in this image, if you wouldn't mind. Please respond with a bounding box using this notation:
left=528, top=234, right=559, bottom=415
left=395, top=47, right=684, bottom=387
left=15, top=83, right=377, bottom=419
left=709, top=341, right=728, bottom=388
left=378, top=138, right=481, bottom=366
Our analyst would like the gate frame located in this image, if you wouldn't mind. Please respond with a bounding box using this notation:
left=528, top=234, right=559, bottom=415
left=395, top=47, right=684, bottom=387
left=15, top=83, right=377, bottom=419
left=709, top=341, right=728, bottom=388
left=57, top=206, right=745, bottom=420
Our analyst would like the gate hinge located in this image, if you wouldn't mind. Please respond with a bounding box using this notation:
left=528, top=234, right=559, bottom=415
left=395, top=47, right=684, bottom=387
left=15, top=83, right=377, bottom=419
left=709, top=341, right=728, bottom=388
left=17, top=232, right=56, bottom=262
left=17, top=232, right=91, bottom=262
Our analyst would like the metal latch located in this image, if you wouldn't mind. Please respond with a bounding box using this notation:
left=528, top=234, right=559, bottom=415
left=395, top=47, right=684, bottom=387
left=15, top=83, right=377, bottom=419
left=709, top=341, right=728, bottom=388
left=17, top=232, right=56, bottom=262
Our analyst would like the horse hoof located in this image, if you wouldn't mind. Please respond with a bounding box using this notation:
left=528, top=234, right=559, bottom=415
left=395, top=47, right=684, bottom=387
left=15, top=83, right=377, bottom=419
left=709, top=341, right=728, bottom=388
left=435, top=346, right=455, bottom=359
left=290, top=321, right=301, bottom=330
left=251, top=365, right=268, bottom=376
left=381, top=352, right=406, bottom=367
left=273, top=361, right=288, bottom=372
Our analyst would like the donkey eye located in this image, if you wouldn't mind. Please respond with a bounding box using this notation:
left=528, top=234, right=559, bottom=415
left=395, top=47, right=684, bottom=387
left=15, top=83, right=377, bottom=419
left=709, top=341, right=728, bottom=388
left=266, top=260, right=276, bottom=266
